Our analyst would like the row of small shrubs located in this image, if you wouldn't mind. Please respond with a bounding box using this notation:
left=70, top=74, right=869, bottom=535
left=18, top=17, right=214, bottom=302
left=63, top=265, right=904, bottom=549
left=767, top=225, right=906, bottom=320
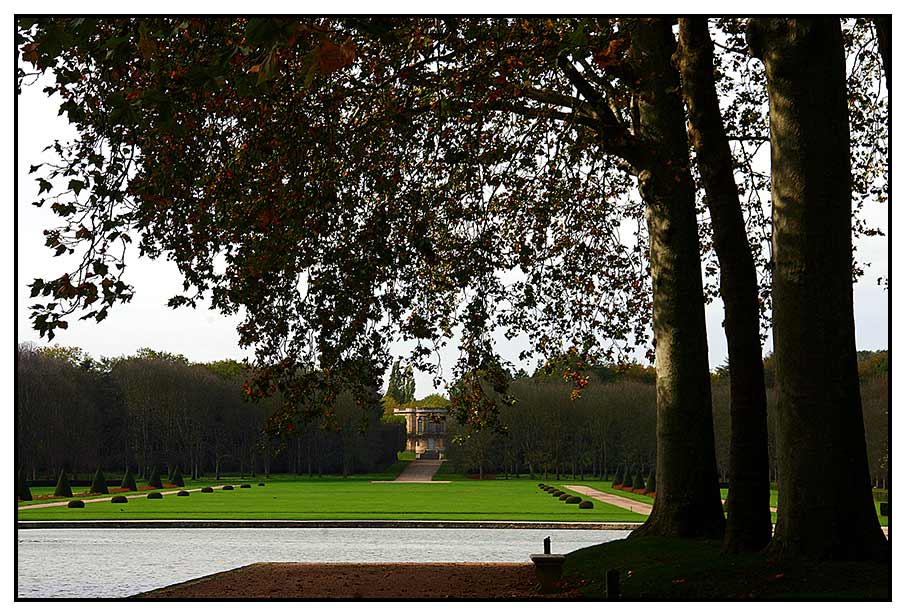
left=537, top=483, right=594, bottom=509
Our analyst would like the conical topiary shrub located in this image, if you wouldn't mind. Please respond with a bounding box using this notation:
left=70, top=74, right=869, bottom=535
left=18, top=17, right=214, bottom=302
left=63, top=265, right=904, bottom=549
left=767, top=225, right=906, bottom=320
left=17, top=468, right=32, bottom=501
left=613, top=465, right=624, bottom=487
left=121, top=469, right=137, bottom=491
left=147, top=466, right=163, bottom=489
left=633, top=469, right=646, bottom=491
left=90, top=468, right=108, bottom=494
left=53, top=469, right=73, bottom=498
left=645, top=469, right=656, bottom=494
left=171, top=467, right=185, bottom=487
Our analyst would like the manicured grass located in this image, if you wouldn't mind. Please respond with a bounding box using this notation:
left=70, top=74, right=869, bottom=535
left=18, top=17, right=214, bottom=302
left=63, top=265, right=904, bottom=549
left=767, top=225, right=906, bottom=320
left=564, top=536, right=890, bottom=599
left=17, top=475, right=646, bottom=522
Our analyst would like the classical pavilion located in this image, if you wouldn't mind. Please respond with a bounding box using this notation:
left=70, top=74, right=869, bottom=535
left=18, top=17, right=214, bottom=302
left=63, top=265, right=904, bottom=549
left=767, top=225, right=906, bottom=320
left=393, top=407, right=449, bottom=459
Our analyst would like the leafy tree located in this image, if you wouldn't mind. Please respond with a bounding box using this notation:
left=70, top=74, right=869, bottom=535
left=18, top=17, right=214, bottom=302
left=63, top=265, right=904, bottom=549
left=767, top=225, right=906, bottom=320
left=748, top=17, right=887, bottom=561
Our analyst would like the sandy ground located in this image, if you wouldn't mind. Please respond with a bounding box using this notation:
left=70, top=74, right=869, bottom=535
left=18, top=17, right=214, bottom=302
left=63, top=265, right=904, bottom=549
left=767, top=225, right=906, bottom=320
left=564, top=485, right=654, bottom=515
left=137, top=562, right=582, bottom=599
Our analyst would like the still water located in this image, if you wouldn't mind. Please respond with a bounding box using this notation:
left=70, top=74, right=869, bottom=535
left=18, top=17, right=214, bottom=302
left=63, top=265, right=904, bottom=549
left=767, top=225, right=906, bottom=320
left=17, top=527, right=630, bottom=598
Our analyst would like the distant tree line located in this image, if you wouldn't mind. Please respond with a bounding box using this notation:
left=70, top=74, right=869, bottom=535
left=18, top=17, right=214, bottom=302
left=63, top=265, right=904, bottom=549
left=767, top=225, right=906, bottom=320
left=16, top=344, right=405, bottom=480
left=444, top=352, right=889, bottom=489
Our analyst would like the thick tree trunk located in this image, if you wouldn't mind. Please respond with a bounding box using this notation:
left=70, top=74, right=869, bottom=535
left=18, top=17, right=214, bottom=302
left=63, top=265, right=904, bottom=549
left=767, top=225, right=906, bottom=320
left=748, top=17, right=888, bottom=561
left=627, top=18, right=726, bottom=539
left=676, top=18, right=772, bottom=552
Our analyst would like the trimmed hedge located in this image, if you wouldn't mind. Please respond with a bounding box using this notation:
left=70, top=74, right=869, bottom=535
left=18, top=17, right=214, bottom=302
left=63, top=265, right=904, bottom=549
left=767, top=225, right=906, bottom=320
left=552, top=491, right=564, bottom=497
left=201, top=487, right=214, bottom=493
left=258, top=482, right=265, bottom=486
left=111, top=495, right=128, bottom=504
left=578, top=500, right=594, bottom=509
left=121, top=469, right=137, bottom=491
left=566, top=496, right=582, bottom=504
left=147, top=492, right=163, bottom=499
left=559, top=493, right=570, bottom=501
left=90, top=468, right=108, bottom=494
left=240, top=484, right=252, bottom=488
left=67, top=500, right=85, bottom=508
left=177, top=490, right=190, bottom=496
left=53, top=470, right=73, bottom=498
left=222, top=485, right=234, bottom=490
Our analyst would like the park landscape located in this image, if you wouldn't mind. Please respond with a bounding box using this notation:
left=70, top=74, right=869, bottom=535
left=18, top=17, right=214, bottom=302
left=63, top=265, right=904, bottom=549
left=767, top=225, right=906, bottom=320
left=16, top=15, right=891, bottom=601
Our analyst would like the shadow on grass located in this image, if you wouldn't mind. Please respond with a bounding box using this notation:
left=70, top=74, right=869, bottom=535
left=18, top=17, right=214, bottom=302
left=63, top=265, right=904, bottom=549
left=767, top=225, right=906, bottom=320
left=564, top=536, right=890, bottom=599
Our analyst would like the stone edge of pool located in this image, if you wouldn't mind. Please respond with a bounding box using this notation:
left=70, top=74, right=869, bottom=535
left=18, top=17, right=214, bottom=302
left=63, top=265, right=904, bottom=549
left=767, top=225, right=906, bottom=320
left=17, top=519, right=644, bottom=530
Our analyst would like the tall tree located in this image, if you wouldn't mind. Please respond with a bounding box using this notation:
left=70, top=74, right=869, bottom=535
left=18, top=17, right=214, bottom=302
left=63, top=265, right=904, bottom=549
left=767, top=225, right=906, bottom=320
left=675, top=18, right=771, bottom=551
left=624, top=18, right=724, bottom=538
left=747, top=17, right=887, bottom=561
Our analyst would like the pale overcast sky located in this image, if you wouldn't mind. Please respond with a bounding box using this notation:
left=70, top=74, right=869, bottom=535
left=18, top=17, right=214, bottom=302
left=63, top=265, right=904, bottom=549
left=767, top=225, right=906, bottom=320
left=15, top=65, right=889, bottom=396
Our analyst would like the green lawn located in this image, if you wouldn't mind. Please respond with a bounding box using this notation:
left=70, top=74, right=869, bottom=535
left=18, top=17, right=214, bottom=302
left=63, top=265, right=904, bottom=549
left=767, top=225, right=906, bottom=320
left=17, top=475, right=646, bottom=522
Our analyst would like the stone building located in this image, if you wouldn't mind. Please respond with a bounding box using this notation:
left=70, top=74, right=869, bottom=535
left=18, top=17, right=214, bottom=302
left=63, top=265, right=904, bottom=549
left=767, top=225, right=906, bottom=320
left=393, top=407, right=449, bottom=459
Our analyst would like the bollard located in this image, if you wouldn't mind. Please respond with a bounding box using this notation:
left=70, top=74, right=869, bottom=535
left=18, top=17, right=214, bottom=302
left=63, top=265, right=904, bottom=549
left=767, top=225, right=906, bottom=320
left=543, top=536, right=551, bottom=554
left=605, top=569, right=620, bottom=599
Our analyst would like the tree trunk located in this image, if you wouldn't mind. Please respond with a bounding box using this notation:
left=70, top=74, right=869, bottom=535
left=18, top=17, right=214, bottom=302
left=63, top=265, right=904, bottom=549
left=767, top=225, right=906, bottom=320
left=748, top=17, right=888, bottom=561
left=627, top=17, right=726, bottom=539
left=676, top=17, right=772, bottom=552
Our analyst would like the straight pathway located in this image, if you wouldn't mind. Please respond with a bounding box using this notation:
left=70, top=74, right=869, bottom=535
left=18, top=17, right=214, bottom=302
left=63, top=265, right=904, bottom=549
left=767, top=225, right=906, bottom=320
left=563, top=485, right=652, bottom=515
left=371, top=459, right=448, bottom=483
left=17, top=484, right=243, bottom=510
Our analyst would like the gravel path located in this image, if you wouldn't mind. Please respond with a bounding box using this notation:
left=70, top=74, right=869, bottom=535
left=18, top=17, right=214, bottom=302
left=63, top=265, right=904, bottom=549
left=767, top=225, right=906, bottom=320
left=17, top=484, right=242, bottom=510
left=563, top=485, right=653, bottom=515
left=370, top=459, right=448, bottom=483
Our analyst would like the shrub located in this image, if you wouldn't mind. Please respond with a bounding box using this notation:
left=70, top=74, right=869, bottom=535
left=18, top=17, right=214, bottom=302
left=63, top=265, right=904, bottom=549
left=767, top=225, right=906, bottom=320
left=240, top=484, right=252, bottom=488
left=201, top=487, right=214, bottom=493
left=147, top=492, right=163, bottom=499
left=578, top=500, right=594, bottom=509
left=222, top=485, right=234, bottom=491
left=552, top=490, right=563, bottom=497
left=613, top=465, right=624, bottom=487
left=559, top=493, right=570, bottom=501
left=53, top=470, right=73, bottom=498
left=537, top=483, right=545, bottom=488
left=645, top=469, right=656, bottom=494
left=171, top=467, right=185, bottom=487
left=121, top=469, right=137, bottom=491
left=90, top=468, right=108, bottom=494
left=566, top=496, right=582, bottom=504
left=147, top=466, right=163, bottom=489
left=111, top=495, right=128, bottom=504
left=177, top=490, right=190, bottom=496
left=17, top=469, right=32, bottom=501
left=258, top=482, right=265, bottom=486
left=633, top=469, right=646, bottom=490
left=67, top=500, right=85, bottom=508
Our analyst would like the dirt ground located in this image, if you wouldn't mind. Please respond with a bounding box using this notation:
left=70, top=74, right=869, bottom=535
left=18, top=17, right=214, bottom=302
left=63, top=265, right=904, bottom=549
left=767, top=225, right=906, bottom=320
left=138, top=562, right=583, bottom=599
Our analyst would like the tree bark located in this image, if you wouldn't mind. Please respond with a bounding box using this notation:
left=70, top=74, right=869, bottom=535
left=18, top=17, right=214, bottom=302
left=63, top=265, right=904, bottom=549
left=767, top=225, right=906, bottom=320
left=627, top=18, right=726, bottom=539
left=675, top=18, right=772, bottom=552
left=748, top=17, right=888, bottom=561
